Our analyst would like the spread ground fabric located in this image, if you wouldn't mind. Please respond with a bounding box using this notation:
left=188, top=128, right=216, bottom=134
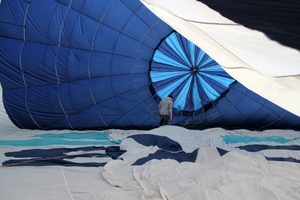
left=1, top=126, right=300, bottom=199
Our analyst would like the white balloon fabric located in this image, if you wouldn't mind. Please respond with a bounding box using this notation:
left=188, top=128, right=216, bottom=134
left=141, top=0, right=300, bottom=117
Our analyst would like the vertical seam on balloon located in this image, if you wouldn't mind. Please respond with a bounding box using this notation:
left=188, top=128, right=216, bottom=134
left=86, top=0, right=116, bottom=127
left=104, top=0, right=133, bottom=126
left=64, top=6, right=84, bottom=129
left=115, top=2, right=140, bottom=124
left=43, top=2, right=60, bottom=129
left=55, top=0, right=74, bottom=129
left=134, top=6, right=160, bottom=125
left=19, top=1, right=43, bottom=129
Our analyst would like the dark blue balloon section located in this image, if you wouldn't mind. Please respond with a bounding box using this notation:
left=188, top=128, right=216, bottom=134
left=0, top=0, right=299, bottom=130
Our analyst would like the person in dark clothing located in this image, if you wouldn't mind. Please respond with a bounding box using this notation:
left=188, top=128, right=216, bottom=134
left=158, top=95, right=173, bottom=126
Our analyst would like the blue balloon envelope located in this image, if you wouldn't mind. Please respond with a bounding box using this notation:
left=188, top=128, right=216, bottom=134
left=0, top=0, right=299, bottom=130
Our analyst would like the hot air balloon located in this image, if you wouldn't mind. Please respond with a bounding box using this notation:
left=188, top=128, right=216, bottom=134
left=2, top=1, right=300, bottom=200
left=0, top=0, right=299, bottom=130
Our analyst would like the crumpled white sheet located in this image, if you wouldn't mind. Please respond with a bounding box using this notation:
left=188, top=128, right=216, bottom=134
left=102, top=126, right=300, bottom=200
left=102, top=150, right=300, bottom=200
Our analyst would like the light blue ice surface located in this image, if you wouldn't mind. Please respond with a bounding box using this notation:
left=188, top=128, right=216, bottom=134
left=222, top=135, right=300, bottom=144
left=0, top=132, right=117, bottom=146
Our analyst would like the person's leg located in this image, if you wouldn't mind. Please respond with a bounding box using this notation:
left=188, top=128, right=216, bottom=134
left=164, top=115, right=170, bottom=125
left=160, top=116, right=164, bottom=126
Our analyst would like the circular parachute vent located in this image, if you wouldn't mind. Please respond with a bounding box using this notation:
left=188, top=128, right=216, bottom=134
left=150, top=32, right=235, bottom=112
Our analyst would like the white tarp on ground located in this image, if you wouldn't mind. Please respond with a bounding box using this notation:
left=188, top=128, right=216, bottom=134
left=103, top=153, right=300, bottom=199
left=1, top=125, right=300, bottom=199
left=102, top=126, right=300, bottom=199
left=141, top=0, right=300, bottom=117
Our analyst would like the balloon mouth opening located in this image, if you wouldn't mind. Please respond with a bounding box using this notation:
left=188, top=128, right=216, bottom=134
left=149, top=32, right=235, bottom=113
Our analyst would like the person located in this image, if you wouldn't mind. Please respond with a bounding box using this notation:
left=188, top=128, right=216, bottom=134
left=158, top=94, right=173, bottom=126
